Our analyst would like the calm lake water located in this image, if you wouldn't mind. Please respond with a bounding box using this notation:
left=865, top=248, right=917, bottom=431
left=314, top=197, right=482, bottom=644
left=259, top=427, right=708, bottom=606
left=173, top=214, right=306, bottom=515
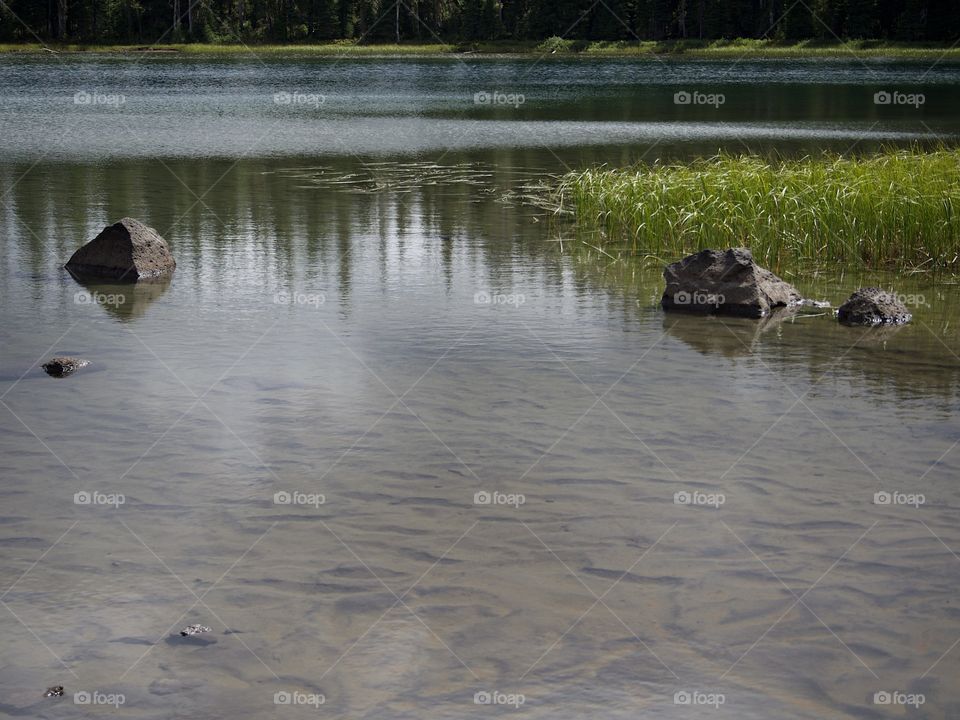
left=1, top=56, right=960, bottom=719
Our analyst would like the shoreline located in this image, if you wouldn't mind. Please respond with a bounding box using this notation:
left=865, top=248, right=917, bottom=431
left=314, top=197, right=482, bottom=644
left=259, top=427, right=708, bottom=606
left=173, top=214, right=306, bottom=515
left=2, top=39, right=960, bottom=60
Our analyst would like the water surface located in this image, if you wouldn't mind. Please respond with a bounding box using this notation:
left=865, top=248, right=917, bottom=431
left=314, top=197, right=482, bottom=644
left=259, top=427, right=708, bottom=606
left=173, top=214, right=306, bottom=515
left=1, top=57, right=960, bottom=720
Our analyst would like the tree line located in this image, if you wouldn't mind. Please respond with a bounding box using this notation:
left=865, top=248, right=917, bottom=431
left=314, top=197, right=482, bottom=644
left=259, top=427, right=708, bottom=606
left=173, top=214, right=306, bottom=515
left=2, top=0, right=958, bottom=44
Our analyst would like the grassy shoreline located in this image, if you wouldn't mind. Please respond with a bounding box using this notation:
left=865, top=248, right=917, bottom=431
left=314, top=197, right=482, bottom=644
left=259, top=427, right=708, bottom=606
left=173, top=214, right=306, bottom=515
left=2, top=39, right=960, bottom=59
left=555, top=149, right=960, bottom=271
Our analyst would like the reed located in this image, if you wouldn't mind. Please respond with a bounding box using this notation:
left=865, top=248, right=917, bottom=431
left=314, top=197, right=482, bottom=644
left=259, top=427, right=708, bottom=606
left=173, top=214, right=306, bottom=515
left=555, top=149, right=960, bottom=270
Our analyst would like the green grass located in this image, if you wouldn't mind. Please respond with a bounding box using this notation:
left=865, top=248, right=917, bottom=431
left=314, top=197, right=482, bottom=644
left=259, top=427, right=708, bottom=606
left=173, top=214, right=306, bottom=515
left=0, top=41, right=452, bottom=55
left=560, top=38, right=960, bottom=59
left=555, top=149, right=960, bottom=270
left=2, top=38, right=959, bottom=59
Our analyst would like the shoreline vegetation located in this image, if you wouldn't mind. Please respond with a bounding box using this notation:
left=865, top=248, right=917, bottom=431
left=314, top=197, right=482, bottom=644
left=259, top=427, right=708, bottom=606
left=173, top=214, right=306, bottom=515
left=553, top=148, right=960, bottom=271
left=2, top=38, right=960, bottom=59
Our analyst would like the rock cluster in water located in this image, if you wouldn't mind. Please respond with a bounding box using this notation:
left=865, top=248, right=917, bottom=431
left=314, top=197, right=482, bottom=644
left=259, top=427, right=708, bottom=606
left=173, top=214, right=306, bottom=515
left=45, top=217, right=177, bottom=379
left=65, top=217, right=176, bottom=281
left=662, top=248, right=912, bottom=327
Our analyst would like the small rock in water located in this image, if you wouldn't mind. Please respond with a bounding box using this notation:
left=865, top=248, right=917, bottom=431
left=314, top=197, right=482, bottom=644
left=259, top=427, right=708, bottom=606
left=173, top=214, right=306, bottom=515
left=41, top=357, right=90, bottom=377
left=837, top=287, right=912, bottom=325
left=179, top=624, right=212, bottom=637
left=44, top=686, right=64, bottom=697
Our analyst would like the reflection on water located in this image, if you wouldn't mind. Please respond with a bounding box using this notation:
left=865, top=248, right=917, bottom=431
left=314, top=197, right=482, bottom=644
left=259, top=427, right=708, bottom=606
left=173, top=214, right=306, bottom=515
left=1, top=56, right=959, bottom=159
left=662, top=308, right=960, bottom=404
left=2, top=58, right=960, bottom=720
left=68, top=275, right=173, bottom=323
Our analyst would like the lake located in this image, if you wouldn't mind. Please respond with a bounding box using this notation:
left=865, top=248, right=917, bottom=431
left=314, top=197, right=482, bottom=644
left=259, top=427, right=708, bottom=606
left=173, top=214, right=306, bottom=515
left=1, top=55, right=959, bottom=719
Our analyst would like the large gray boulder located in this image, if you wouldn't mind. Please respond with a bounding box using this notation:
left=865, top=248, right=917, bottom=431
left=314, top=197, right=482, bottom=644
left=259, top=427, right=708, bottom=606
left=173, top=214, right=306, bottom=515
left=837, top=287, right=912, bottom=325
left=661, top=248, right=802, bottom=318
left=65, top=218, right=175, bottom=281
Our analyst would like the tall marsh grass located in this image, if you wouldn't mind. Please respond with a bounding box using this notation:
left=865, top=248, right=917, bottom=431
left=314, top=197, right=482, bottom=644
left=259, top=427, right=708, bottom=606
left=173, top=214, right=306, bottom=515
left=557, top=149, right=960, bottom=270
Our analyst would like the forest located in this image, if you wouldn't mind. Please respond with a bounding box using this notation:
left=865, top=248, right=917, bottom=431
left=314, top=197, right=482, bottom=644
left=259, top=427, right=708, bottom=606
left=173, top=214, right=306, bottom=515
left=1, top=0, right=958, bottom=46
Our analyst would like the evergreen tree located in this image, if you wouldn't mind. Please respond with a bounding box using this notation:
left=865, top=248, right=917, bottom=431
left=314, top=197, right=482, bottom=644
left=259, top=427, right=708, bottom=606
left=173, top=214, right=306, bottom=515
left=845, top=0, right=878, bottom=38
left=778, top=0, right=814, bottom=38
left=480, top=0, right=499, bottom=39
left=338, top=0, right=355, bottom=36
left=0, top=0, right=953, bottom=43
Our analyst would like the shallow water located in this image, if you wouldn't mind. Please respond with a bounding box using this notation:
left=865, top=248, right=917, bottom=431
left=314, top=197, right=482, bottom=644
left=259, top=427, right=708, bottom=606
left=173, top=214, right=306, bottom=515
left=1, top=58, right=960, bottom=719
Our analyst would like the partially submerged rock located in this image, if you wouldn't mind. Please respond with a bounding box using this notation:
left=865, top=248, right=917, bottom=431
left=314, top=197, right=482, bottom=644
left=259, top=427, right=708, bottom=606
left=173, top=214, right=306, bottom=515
left=44, top=686, right=64, bottom=697
left=837, top=287, right=912, bottom=325
left=65, top=218, right=175, bottom=281
left=179, top=624, right=212, bottom=637
left=661, top=248, right=803, bottom=318
left=41, top=357, right=90, bottom=377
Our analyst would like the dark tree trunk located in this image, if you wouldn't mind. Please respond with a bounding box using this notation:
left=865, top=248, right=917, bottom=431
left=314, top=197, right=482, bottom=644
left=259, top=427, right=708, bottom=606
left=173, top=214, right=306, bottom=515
left=57, top=0, right=67, bottom=39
